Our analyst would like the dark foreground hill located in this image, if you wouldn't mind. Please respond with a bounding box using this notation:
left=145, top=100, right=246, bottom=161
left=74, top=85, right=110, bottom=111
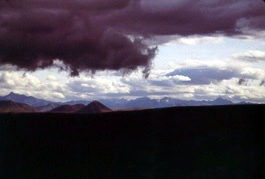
left=0, top=100, right=40, bottom=113
left=76, top=101, right=112, bottom=113
left=0, top=105, right=264, bottom=177
left=50, top=104, right=85, bottom=113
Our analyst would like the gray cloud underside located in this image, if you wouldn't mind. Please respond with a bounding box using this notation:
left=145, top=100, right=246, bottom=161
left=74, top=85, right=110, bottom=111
left=166, top=67, right=257, bottom=85
left=0, top=0, right=264, bottom=76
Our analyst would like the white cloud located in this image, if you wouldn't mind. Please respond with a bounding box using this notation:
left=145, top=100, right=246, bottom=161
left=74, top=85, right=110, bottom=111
left=67, top=76, right=130, bottom=99
left=173, top=36, right=224, bottom=45
left=160, top=59, right=228, bottom=71
left=0, top=71, right=67, bottom=102
left=158, top=75, right=191, bottom=82
left=240, top=68, right=264, bottom=79
left=144, top=35, right=224, bottom=46
left=47, top=75, right=57, bottom=81
left=51, top=92, right=65, bottom=99
left=225, top=85, right=265, bottom=103
left=233, top=50, right=265, bottom=62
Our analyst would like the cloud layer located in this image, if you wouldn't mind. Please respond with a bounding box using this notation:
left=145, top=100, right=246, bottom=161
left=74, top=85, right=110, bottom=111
left=0, top=0, right=264, bottom=75
left=166, top=67, right=257, bottom=85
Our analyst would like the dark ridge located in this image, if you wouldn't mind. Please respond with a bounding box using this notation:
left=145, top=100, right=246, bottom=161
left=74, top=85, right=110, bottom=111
left=0, top=100, right=40, bottom=113
left=50, top=104, right=85, bottom=113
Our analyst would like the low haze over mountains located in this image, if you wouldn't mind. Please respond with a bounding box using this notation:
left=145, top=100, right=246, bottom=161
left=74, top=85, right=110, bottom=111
left=37, top=103, right=61, bottom=112
left=0, top=92, right=252, bottom=111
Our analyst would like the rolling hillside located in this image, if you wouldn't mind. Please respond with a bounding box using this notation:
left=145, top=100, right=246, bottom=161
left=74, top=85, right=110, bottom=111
left=0, top=100, right=40, bottom=113
left=50, top=104, right=85, bottom=113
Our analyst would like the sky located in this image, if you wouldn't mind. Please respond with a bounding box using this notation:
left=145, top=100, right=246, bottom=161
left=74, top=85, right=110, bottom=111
left=0, top=0, right=265, bottom=103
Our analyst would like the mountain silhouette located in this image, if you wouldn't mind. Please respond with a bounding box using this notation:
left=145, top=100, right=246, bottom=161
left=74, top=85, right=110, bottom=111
left=50, top=104, right=85, bottom=113
left=1, top=92, right=251, bottom=109
left=76, top=101, right=112, bottom=114
left=0, top=92, right=53, bottom=107
left=211, top=97, right=233, bottom=105
left=0, top=100, right=40, bottom=113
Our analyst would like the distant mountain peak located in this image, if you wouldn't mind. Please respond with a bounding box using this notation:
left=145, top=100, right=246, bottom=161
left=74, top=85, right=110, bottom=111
left=161, top=97, right=170, bottom=102
left=214, top=97, right=224, bottom=100
left=6, top=92, right=26, bottom=97
left=214, top=97, right=228, bottom=101
left=161, top=97, right=170, bottom=100
left=91, top=100, right=101, bottom=104
left=212, top=97, right=233, bottom=105
left=7, top=92, right=18, bottom=96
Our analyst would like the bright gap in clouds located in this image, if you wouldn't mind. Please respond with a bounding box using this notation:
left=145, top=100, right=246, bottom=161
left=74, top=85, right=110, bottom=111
left=154, top=37, right=265, bottom=70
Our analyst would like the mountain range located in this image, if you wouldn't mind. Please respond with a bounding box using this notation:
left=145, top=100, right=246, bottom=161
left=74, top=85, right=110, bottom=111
left=0, top=92, right=252, bottom=110
left=0, top=100, right=113, bottom=114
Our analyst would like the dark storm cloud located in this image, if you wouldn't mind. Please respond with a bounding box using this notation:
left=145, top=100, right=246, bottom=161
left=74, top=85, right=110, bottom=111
left=106, top=0, right=265, bottom=36
left=0, top=0, right=156, bottom=76
left=0, top=0, right=264, bottom=76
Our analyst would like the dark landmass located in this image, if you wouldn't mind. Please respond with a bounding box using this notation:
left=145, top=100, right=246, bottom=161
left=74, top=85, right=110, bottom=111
left=0, top=100, right=40, bottom=113
left=50, top=104, right=85, bottom=113
left=0, top=105, right=264, bottom=177
left=113, top=107, right=150, bottom=111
